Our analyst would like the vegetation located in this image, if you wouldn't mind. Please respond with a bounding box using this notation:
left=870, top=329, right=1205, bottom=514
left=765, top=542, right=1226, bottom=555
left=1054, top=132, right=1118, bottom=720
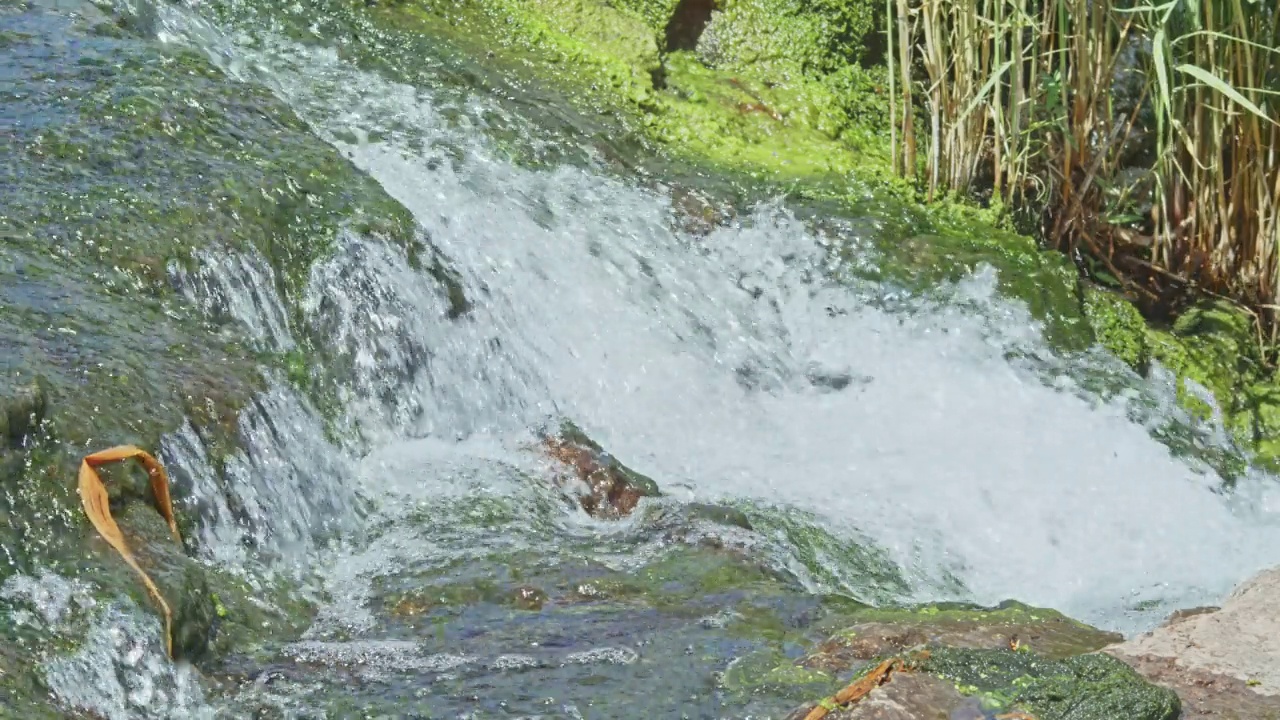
left=886, top=0, right=1280, bottom=345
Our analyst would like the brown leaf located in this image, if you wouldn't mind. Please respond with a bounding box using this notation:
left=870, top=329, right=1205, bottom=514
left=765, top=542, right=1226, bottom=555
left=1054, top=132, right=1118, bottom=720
left=78, top=445, right=182, bottom=657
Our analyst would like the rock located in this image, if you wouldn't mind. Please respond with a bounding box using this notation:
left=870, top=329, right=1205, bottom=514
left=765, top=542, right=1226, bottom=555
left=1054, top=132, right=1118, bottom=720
left=783, top=672, right=966, bottom=720
left=538, top=421, right=660, bottom=519
left=799, top=601, right=1122, bottom=674
left=1105, top=566, right=1280, bottom=719
left=786, top=602, right=1178, bottom=720
left=0, top=376, right=49, bottom=448
left=113, top=502, right=217, bottom=661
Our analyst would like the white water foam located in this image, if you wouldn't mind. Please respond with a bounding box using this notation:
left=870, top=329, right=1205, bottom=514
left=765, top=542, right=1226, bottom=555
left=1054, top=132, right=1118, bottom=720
left=44, top=603, right=215, bottom=720
left=152, top=12, right=1280, bottom=635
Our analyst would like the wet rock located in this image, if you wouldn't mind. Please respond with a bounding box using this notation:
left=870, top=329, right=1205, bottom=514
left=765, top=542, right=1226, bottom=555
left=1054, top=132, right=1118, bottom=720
left=114, top=502, right=217, bottom=661
left=786, top=602, right=1178, bottom=720
left=799, top=601, right=1122, bottom=674
left=539, top=421, right=660, bottom=519
left=790, top=649, right=1178, bottom=720
left=783, top=671, right=966, bottom=720
left=0, top=376, right=49, bottom=448
left=1106, top=566, right=1280, bottom=719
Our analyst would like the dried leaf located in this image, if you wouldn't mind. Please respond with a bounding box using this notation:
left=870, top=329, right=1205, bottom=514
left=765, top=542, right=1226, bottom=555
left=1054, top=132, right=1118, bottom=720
left=78, top=445, right=182, bottom=657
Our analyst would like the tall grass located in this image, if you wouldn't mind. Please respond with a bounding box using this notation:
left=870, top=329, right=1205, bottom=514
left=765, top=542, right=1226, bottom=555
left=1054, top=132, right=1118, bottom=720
left=889, top=0, right=1280, bottom=336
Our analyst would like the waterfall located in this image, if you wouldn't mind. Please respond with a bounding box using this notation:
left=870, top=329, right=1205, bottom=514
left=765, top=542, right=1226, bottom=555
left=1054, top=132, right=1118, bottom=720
left=142, top=0, right=1280, bottom=631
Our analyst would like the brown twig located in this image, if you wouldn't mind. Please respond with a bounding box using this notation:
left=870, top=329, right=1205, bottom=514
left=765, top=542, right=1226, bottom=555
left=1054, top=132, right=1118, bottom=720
left=802, top=655, right=918, bottom=720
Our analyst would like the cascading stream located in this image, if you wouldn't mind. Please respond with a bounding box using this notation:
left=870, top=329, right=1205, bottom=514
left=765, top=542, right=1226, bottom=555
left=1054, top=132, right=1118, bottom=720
left=13, top=0, right=1280, bottom=714
left=139, top=0, right=1280, bottom=637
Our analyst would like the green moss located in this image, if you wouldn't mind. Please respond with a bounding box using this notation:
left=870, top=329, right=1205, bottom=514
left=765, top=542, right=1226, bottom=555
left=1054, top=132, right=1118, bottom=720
left=722, top=647, right=837, bottom=701
left=1146, top=300, right=1257, bottom=423
left=698, top=0, right=878, bottom=73
left=609, top=0, right=680, bottom=35
left=357, top=0, right=891, bottom=183
left=649, top=51, right=887, bottom=179
left=1244, top=384, right=1280, bottom=472
left=920, top=647, right=1180, bottom=720
left=1083, top=285, right=1150, bottom=372
left=1146, top=299, right=1254, bottom=415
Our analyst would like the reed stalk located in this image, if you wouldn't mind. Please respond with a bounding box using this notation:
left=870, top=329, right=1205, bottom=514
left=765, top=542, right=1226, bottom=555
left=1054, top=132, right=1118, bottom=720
left=888, top=0, right=1280, bottom=338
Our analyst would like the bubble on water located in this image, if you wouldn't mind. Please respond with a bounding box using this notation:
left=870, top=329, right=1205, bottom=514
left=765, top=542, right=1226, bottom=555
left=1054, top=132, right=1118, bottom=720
left=563, top=647, right=638, bottom=666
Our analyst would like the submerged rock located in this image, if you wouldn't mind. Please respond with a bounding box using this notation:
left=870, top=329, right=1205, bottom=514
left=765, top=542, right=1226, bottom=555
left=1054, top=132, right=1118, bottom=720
left=538, top=420, right=661, bottom=519
left=1106, top=566, right=1280, bottom=719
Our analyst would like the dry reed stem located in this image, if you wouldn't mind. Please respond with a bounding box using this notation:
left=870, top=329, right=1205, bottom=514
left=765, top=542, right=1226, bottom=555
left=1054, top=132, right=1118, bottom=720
left=890, top=0, right=1278, bottom=339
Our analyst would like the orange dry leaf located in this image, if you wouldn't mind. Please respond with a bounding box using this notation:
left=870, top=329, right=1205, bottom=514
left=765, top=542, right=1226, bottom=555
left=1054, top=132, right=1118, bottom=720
left=996, top=714, right=1039, bottom=720
left=78, top=445, right=182, bottom=657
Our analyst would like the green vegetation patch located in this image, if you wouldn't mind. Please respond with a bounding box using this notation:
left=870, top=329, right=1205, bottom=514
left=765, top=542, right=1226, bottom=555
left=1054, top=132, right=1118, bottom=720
left=920, top=647, right=1180, bottom=720
left=347, top=0, right=894, bottom=182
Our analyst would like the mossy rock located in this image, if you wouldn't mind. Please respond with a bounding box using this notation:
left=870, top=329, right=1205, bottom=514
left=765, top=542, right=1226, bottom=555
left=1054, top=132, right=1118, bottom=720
left=790, top=646, right=1179, bottom=720
left=800, top=600, right=1123, bottom=675
left=1237, top=382, right=1280, bottom=473
left=1083, top=285, right=1150, bottom=372
left=1146, top=300, right=1258, bottom=418
left=920, top=647, right=1180, bottom=720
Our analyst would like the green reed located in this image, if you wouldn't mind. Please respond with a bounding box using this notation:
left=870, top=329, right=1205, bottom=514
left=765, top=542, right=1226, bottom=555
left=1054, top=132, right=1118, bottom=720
left=889, top=0, right=1279, bottom=336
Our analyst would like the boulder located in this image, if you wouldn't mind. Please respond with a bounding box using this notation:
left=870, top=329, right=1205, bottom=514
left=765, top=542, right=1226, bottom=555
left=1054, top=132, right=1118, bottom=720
left=798, top=601, right=1122, bottom=673
left=1106, top=567, right=1280, bottom=719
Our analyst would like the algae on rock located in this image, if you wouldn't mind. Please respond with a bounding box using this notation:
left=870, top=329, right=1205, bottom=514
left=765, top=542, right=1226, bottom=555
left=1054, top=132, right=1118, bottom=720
left=921, top=647, right=1180, bottom=720
left=788, top=602, right=1179, bottom=720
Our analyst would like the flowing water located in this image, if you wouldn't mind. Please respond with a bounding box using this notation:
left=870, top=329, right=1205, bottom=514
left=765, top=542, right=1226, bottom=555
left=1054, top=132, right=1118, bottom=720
left=7, top=0, right=1280, bottom=716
